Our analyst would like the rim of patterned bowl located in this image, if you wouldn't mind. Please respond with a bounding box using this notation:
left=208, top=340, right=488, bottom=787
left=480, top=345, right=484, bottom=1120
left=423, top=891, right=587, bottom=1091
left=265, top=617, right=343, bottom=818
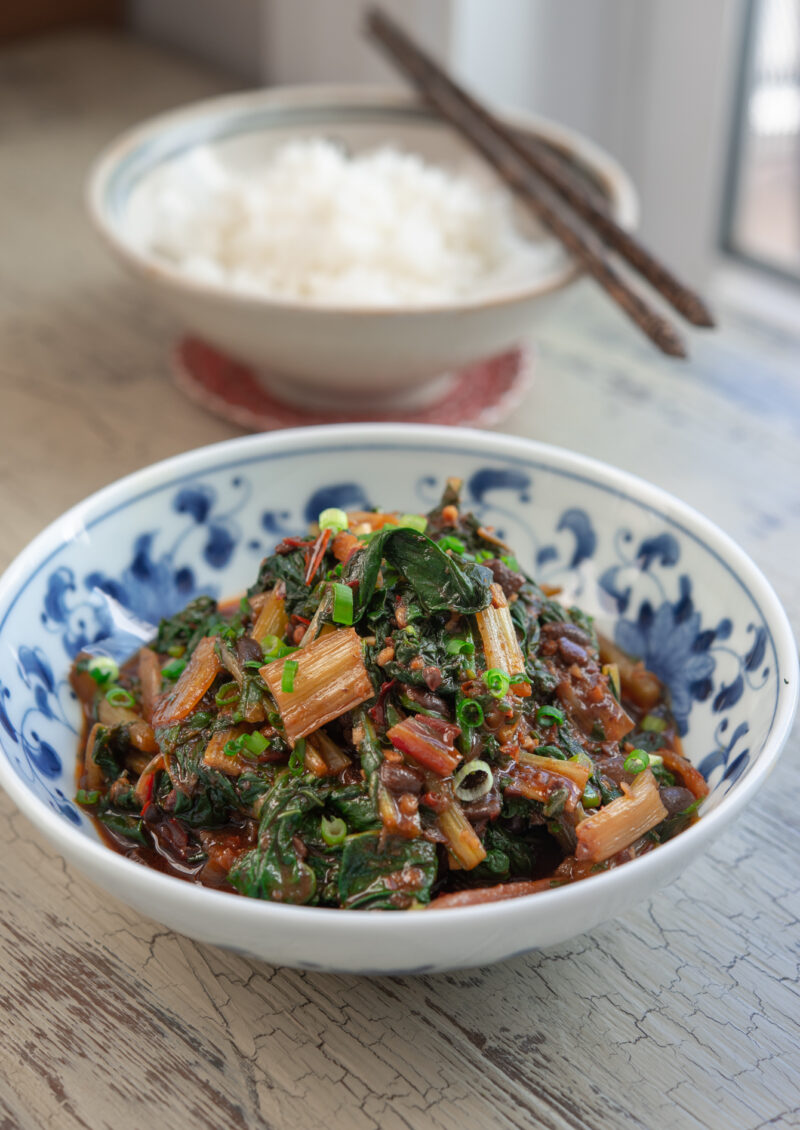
left=0, top=424, right=795, bottom=943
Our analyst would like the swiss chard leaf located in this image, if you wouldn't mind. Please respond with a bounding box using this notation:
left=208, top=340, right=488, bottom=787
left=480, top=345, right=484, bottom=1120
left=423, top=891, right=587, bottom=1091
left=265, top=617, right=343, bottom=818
left=248, top=548, right=320, bottom=619
left=98, top=807, right=147, bottom=845
left=89, top=724, right=132, bottom=782
left=227, top=842, right=317, bottom=904
left=167, top=745, right=241, bottom=827
left=228, top=774, right=326, bottom=904
left=154, top=596, right=225, bottom=656
left=328, top=785, right=382, bottom=832
left=346, top=528, right=492, bottom=620
left=649, top=798, right=701, bottom=844
left=337, top=832, right=437, bottom=909
left=236, top=767, right=278, bottom=811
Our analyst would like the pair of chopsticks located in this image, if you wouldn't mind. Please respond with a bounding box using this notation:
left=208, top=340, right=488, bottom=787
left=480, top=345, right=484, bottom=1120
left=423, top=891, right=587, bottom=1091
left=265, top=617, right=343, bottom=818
left=365, top=8, right=714, bottom=358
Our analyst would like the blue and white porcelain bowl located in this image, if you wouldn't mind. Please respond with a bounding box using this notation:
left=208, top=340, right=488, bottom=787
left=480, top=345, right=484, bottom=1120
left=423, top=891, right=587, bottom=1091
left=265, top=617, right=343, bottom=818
left=0, top=425, right=795, bottom=973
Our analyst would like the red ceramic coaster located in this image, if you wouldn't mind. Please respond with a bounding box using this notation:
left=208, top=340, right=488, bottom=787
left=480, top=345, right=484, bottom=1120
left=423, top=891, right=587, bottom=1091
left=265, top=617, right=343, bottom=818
left=173, top=337, right=533, bottom=431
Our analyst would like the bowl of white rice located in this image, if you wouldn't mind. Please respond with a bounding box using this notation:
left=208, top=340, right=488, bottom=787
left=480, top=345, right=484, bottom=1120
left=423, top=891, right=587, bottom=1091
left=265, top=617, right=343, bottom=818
left=88, top=86, right=637, bottom=410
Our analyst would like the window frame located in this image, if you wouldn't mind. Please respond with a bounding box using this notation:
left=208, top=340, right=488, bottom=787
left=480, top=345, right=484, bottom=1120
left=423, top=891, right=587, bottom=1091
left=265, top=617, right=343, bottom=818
left=719, top=0, right=800, bottom=287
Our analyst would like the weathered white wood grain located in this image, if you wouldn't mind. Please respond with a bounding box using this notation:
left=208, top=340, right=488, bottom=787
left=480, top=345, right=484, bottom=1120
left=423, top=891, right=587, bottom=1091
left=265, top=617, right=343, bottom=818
left=0, top=30, right=798, bottom=1130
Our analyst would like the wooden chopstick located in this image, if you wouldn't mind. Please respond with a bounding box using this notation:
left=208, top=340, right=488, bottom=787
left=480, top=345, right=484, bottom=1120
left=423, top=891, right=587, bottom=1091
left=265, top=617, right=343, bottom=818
left=505, top=129, right=714, bottom=328
left=366, top=8, right=709, bottom=357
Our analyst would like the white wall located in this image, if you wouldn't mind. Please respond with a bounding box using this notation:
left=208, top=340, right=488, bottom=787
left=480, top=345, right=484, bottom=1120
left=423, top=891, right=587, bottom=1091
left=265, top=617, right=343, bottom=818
left=128, top=0, right=264, bottom=81
left=259, top=0, right=452, bottom=86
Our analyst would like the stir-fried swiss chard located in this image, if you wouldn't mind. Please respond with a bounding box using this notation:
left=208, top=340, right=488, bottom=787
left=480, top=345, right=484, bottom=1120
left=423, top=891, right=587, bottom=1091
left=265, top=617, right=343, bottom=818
left=72, top=479, right=707, bottom=909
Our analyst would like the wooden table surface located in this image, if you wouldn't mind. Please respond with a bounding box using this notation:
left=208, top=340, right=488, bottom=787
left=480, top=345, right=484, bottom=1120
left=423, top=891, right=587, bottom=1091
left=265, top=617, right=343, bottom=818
left=1, top=31, right=799, bottom=1130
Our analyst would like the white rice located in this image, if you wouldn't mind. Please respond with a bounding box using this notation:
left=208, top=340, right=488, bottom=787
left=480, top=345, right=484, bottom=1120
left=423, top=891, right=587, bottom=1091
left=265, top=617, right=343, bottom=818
left=131, top=138, right=563, bottom=306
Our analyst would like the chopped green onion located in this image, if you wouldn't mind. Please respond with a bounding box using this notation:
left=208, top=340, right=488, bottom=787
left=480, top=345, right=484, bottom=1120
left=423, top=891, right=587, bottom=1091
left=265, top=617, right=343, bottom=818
left=281, top=659, right=299, bottom=694
left=536, top=744, right=566, bottom=759
left=239, top=595, right=251, bottom=615
left=647, top=753, right=664, bottom=768
left=331, top=582, right=354, bottom=626
left=105, top=685, right=135, bottom=708
left=624, top=748, right=650, bottom=775
left=215, top=681, right=240, bottom=707
left=536, top=705, right=565, bottom=727
left=475, top=549, right=494, bottom=563
left=241, top=732, right=268, bottom=756
left=453, top=759, right=493, bottom=802
left=260, top=634, right=281, bottom=657
left=167, top=644, right=185, bottom=659
left=500, top=554, right=520, bottom=571
left=438, top=535, right=465, bottom=555
left=320, top=814, right=347, bottom=846
left=581, top=782, right=602, bottom=809
left=456, top=698, right=484, bottom=729
left=243, top=659, right=264, bottom=670
left=641, top=713, right=668, bottom=733
left=333, top=562, right=344, bottom=577
left=446, top=637, right=475, bottom=656
left=87, top=656, right=119, bottom=686
left=260, top=637, right=297, bottom=663
left=161, top=657, right=187, bottom=681
left=398, top=513, right=427, bottom=533
left=484, top=668, right=511, bottom=698
left=224, top=732, right=268, bottom=757
left=318, top=507, right=348, bottom=533
left=288, top=739, right=306, bottom=777
left=76, top=788, right=100, bottom=806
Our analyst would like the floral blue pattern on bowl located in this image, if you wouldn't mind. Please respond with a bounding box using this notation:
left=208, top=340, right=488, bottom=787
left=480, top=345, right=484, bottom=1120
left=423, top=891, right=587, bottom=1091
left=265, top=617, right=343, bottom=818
left=0, top=438, right=781, bottom=833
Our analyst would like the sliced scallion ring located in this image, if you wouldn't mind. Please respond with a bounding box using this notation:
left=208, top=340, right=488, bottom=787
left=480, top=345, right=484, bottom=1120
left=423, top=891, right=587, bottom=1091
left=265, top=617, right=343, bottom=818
left=397, top=513, right=427, bottom=533
left=105, top=685, right=135, bottom=708
left=215, top=681, right=240, bottom=707
left=318, top=507, right=348, bottom=533
left=624, top=748, right=650, bottom=774
left=320, top=814, right=347, bottom=846
left=641, top=713, right=668, bottom=733
left=240, top=732, right=268, bottom=757
left=446, top=637, right=474, bottom=656
left=86, top=656, right=119, bottom=686
left=161, top=657, right=187, bottom=681
left=453, top=759, right=493, bottom=802
left=484, top=668, right=511, bottom=698
left=456, top=698, right=484, bottom=729
left=260, top=634, right=281, bottom=658
left=581, top=782, right=602, bottom=808
left=536, top=704, right=565, bottom=727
